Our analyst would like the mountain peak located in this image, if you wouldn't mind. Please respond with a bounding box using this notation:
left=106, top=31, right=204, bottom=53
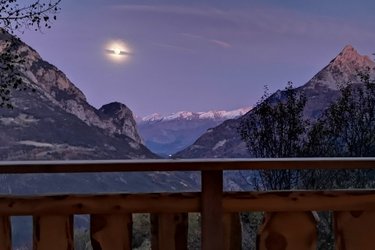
left=140, top=113, right=163, bottom=122
left=99, top=102, right=142, bottom=144
left=99, top=102, right=129, bottom=115
left=306, top=45, right=375, bottom=90
left=330, top=45, right=374, bottom=69
left=341, top=44, right=355, bottom=53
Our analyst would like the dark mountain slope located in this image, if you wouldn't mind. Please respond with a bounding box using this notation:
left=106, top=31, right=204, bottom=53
left=174, top=45, right=375, bottom=158
left=0, top=31, right=152, bottom=160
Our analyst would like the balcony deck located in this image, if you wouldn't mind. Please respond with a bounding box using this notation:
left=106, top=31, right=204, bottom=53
left=0, top=158, right=374, bottom=250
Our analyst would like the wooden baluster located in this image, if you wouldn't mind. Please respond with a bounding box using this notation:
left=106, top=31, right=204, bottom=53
left=151, top=213, right=188, bottom=250
left=33, top=215, right=73, bottom=250
left=0, top=216, right=11, bottom=250
left=334, top=211, right=375, bottom=250
left=223, top=213, right=242, bottom=250
left=90, top=214, right=132, bottom=250
left=257, top=212, right=317, bottom=250
left=201, top=170, right=224, bottom=250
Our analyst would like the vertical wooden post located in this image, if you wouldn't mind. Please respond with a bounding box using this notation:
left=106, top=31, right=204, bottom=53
left=223, top=213, right=242, bottom=250
left=33, top=215, right=73, bottom=250
left=334, top=211, right=375, bottom=250
left=151, top=213, right=188, bottom=250
left=0, top=216, right=11, bottom=250
left=90, top=214, right=133, bottom=250
left=257, top=212, right=317, bottom=250
left=201, top=170, right=224, bottom=250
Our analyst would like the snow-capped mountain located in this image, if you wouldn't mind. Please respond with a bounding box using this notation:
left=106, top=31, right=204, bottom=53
left=138, top=108, right=251, bottom=123
left=174, top=45, right=375, bottom=158
left=137, top=107, right=251, bottom=156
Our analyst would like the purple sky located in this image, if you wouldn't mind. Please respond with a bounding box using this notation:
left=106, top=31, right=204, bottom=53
left=19, top=0, right=375, bottom=117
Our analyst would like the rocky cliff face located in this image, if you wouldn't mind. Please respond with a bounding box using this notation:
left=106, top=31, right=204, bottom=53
left=306, top=45, right=375, bottom=90
left=99, top=102, right=142, bottom=143
left=0, top=32, right=200, bottom=195
left=0, top=36, right=200, bottom=250
left=174, top=45, right=375, bottom=158
left=1, top=34, right=143, bottom=145
left=0, top=32, right=149, bottom=160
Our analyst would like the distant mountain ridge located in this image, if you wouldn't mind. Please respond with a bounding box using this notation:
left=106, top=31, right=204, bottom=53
left=138, top=107, right=251, bottom=123
left=137, top=107, right=251, bottom=156
left=174, top=45, right=375, bottom=158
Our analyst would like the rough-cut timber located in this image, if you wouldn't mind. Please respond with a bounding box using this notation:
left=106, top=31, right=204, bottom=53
left=223, top=213, right=242, bottom=250
left=151, top=213, right=188, bottom=250
left=334, top=211, right=375, bottom=250
left=0, top=193, right=199, bottom=215
left=0, top=158, right=374, bottom=173
left=222, top=190, right=375, bottom=212
left=0, top=158, right=373, bottom=249
left=90, top=214, right=132, bottom=250
left=2, top=191, right=375, bottom=216
left=257, top=212, right=317, bottom=250
left=0, top=216, right=11, bottom=250
left=201, top=170, right=224, bottom=250
left=33, top=215, right=73, bottom=250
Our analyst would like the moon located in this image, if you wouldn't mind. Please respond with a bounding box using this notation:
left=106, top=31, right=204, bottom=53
left=113, top=48, right=121, bottom=55
left=105, top=40, right=131, bottom=63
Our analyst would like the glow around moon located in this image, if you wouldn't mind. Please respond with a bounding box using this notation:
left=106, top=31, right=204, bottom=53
left=105, top=40, right=131, bottom=63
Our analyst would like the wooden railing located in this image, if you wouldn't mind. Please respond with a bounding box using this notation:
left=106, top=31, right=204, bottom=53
left=0, top=158, right=375, bottom=250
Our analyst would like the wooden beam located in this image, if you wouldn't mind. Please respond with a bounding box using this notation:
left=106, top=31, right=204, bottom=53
left=201, top=170, right=224, bottom=250
left=0, top=216, right=11, bottom=250
left=257, top=212, right=317, bottom=250
left=0, top=193, right=199, bottom=215
left=334, top=211, right=375, bottom=250
left=1, top=191, right=375, bottom=216
left=90, top=214, right=132, bottom=250
left=223, top=213, right=242, bottom=250
left=151, top=213, right=188, bottom=250
left=33, top=215, right=73, bottom=250
left=0, top=158, right=373, bottom=173
left=223, top=190, right=375, bottom=212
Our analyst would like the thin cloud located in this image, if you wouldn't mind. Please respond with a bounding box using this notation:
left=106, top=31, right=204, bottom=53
left=210, top=39, right=232, bottom=48
left=114, top=3, right=375, bottom=55
left=112, top=4, right=221, bottom=18
left=180, top=33, right=204, bottom=40
left=112, top=4, right=375, bottom=42
left=180, top=33, right=232, bottom=49
left=153, top=42, right=195, bottom=53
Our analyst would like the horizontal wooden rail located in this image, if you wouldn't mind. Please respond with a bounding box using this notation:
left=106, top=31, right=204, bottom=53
left=1, top=190, right=375, bottom=215
left=0, top=159, right=374, bottom=250
left=0, top=158, right=374, bottom=173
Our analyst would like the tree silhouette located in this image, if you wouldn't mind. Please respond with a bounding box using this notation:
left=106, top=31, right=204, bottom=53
left=306, top=70, right=375, bottom=158
left=239, top=82, right=308, bottom=189
left=0, top=0, right=61, bottom=108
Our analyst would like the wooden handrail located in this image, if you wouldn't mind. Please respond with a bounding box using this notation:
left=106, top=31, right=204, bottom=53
left=1, top=159, right=375, bottom=250
left=0, top=158, right=374, bottom=173
left=1, top=190, right=375, bottom=215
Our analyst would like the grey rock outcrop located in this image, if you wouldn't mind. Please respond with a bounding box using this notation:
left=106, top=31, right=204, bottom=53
left=1, top=34, right=143, bottom=145
left=0, top=32, right=149, bottom=159
left=99, top=102, right=142, bottom=143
